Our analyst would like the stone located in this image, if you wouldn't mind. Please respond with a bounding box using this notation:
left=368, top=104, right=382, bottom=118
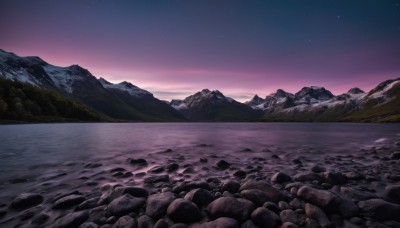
left=323, top=172, right=347, bottom=185
left=55, top=211, right=89, bottom=228
left=384, top=185, right=400, bottom=203
left=250, top=207, right=280, bottom=228
left=304, top=203, right=330, bottom=228
left=76, top=197, right=100, bottom=210
left=240, top=220, right=258, bottom=228
left=280, top=209, right=298, bottom=224
left=390, top=152, right=400, bottom=160
left=144, top=175, right=170, bottom=184
left=146, top=192, right=176, bottom=220
left=358, top=199, right=400, bottom=221
left=170, top=224, right=188, bottom=228
left=293, top=172, right=323, bottom=183
left=149, top=166, right=165, bottom=173
left=166, top=163, right=179, bottom=172
left=233, top=170, right=247, bottom=178
left=278, top=201, right=290, bottom=210
left=53, top=194, right=86, bottom=209
left=263, top=202, right=280, bottom=214
left=80, top=222, right=99, bottom=228
left=311, top=165, right=326, bottom=173
left=207, top=197, right=255, bottom=222
left=184, top=188, right=214, bottom=207
left=340, top=187, right=376, bottom=201
left=167, top=199, right=202, bottom=223
left=106, top=194, right=145, bottom=217
left=128, top=158, right=148, bottom=165
left=137, top=215, right=154, bottom=228
left=345, top=172, right=365, bottom=180
left=281, top=222, right=298, bottom=228
left=192, top=217, right=239, bottom=228
left=216, top=160, right=231, bottom=170
left=221, top=180, right=240, bottom=193
left=239, top=180, right=285, bottom=203
left=271, top=172, right=292, bottom=183
left=112, top=215, right=137, bottom=228
left=154, top=219, right=169, bottom=228
left=240, top=189, right=274, bottom=206
left=9, top=193, right=43, bottom=210
left=123, top=187, right=149, bottom=198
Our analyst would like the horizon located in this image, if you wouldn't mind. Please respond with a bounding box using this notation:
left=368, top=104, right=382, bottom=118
left=1, top=0, right=400, bottom=102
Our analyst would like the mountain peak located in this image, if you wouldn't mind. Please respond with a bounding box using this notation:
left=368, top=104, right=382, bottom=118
left=274, top=89, right=289, bottom=98
left=348, top=87, right=364, bottom=94
left=98, top=77, right=112, bottom=85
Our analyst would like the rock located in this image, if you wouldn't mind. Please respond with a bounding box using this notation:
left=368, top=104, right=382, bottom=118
left=192, top=217, right=239, bottom=228
left=240, top=220, right=258, bottom=228
left=345, top=172, right=365, bottom=180
left=55, top=211, right=89, bottom=228
left=340, top=187, right=376, bottom=201
left=306, top=218, right=321, bottom=228
left=53, top=194, right=86, bottom=209
left=123, top=187, right=149, bottom=198
left=240, top=180, right=285, bottom=203
left=311, top=165, right=326, bottom=173
left=166, top=163, right=179, bottom=172
left=9, top=193, right=43, bottom=210
left=384, top=185, right=400, bottom=203
left=128, top=158, right=148, bottom=166
left=250, top=207, right=280, bottom=228
left=154, top=219, right=169, bottom=228
left=80, top=222, right=99, bottom=228
left=207, top=197, right=255, bottom=222
left=281, top=222, right=298, bottom=228
left=76, top=197, right=100, bottom=210
left=323, top=172, right=347, bottom=185
left=271, top=172, right=292, bottom=183
left=146, top=192, right=176, bottom=220
left=149, top=166, right=165, bottom=173
left=263, top=202, right=280, bottom=214
left=137, top=215, right=154, bottom=228
left=233, top=170, right=247, bottom=178
left=280, top=209, right=298, bottom=224
left=293, top=172, right=323, bottom=183
left=390, top=152, right=400, bottom=160
left=170, top=224, right=189, bottom=228
left=297, top=186, right=338, bottom=210
left=216, top=160, right=231, bottom=170
left=187, top=180, right=210, bottom=190
left=144, top=175, right=170, bottom=184
left=106, top=194, right=145, bottom=217
left=278, top=201, right=290, bottom=210
left=240, top=189, right=274, bottom=206
left=358, top=199, right=400, bottom=221
left=184, top=188, right=214, bottom=207
left=112, top=215, right=137, bottom=228
left=304, top=203, right=330, bottom=228
left=31, top=212, right=49, bottom=225
left=221, top=180, right=240, bottom=193
left=167, top=199, right=202, bottom=223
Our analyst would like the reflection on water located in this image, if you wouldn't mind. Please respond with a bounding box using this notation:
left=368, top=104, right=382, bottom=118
left=0, top=123, right=399, bottom=176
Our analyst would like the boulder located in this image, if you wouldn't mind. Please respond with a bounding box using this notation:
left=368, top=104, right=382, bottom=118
left=184, top=188, right=214, bottom=207
left=250, top=207, right=281, bottom=228
left=167, top=199, right=202, bottom=223
left=207, top=197, right=255, bottom=222
left=304, top=203, right=330, bottom=228
left=9, top=193, right=43, bottom=210
left=146, top=192, right=176, bottom=220
left=271, top=172, right=292, bottom=183
left=240, top=180, right=285, bottom=203
left=192, top=217, right=239, bottom=228
left=53, top=195, right=86, bottom=209
left=106, top=194, right=145, bottom=217
left=358, top=199, right=400, bottom=221
left=55, top=211, right=89, bottom=228
left=112, top=215, right=137, bottom=228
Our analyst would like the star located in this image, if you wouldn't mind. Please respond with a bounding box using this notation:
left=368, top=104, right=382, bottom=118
left=337, top=15, right=341, bottom=19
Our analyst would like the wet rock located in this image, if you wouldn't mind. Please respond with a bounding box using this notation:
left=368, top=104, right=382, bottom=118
left=304, top=203, right=330, bottom=228
left=221, top=180, right=240, bottom=193
left=170, top=224, right=188, bottom=228
left=216, top=160, right=231, bottom=170
left=184, top=188, right=214, bottom=207
left=390, top=152, right=400, bottom=160
left=358, top=199, right=400, bottom=221
left=293, top=172, right=323, bottom=183
left=112, top=215, right=137, bottom=228
left=200, top=158, right=208, bottom=163
left=137, top=215, right=154, bottom=228
left=207, top=197, right=255, bottom=222
left=187, top=180, right=210, bottom=190
left=263, top=202, right=280, bottom=214
left=311, top=165, right=326, bottom=173
left=146, top=192, right=176, bottom=220
left=9, top=193, right=43, bottom=210
left=167, top=198, right=202, bottom=223
left=250, top=207, right=280, bottom=228
left=345, top=171, right=365, bottom=180
left=271, top=172, right=292, bottom=183
left=240, top=189, right=274, bottom=206
left=240, top=180, right=285, bottom=203
left=80, top=222, right=99, bottom=228
left=55, top=211, right=89, bottom=228
left=76, top=197, right=100, bottom=210
left=166, top=163, right=179, bottom=172
left=340, top=187, right=376, bottom=201
left=149, top=166, right=165, bottom=173
left=233, top=170, right=247, bottom=178
left=192, top=217, right=239, bottom=228
left=384, top=185, right=400, bottom=203
left=124, top=187, right=149, bottom=198
left=323, top=172, right=347, bottom=185
left=128, top=158, right=148, bottom=166
left=53, top=194, right=86, bottom=209
left=144, top=175, right=170, bottom=184
left=154, top=219, right=169, bottom=228
left=292, top=159, right=302, bottom=165
left=278, top=201, right=290, bottom=210
left=106, top=194, right=145, bottom=217
left=280, top=209, right=298, bottom=224
left=240, top=220, right=258, bottom=228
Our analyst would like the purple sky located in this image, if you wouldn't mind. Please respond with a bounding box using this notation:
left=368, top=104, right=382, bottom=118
left=1, top=0, right=400, bottom=101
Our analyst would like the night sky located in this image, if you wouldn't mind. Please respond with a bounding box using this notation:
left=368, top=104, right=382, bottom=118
left=1, top=0, right=400, bottom=101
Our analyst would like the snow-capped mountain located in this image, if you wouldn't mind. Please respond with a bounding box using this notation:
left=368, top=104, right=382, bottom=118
left=170, top=89, right=262, bottom=121
left=0, top=49, right=185, bottom=121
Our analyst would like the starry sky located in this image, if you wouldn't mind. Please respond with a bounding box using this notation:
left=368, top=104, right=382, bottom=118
left=1, top=0, right=400, bottom=101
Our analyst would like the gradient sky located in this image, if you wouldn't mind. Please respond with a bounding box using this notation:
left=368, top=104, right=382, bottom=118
left=1, top=0, right=400, bottom=101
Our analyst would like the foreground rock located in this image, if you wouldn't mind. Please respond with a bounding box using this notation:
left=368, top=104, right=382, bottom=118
left=251, top=207, right=280, bottom=228
left=304, top=203, right=330, bottom=228
left=167, top=199, right=202, bottom=223
left=239, top=180, right=285, bottom=203
left=55, top=211, right=89, bottom=228
left=207, top=197, right=255, bottom=222
left=9, top=193, right=43, bottom=210
left=146, top=192, right=176, bottom=220
left=358, top=199, right=400, bottom=221
left=106, top=194, right=145, bottom=217
left=192, top=217, right=239, bottom=228
left=184, top=188, right=214, bottom=207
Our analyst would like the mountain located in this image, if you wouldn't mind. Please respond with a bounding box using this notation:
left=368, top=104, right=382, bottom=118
left=99, top=78, right=185, bottom=121
left=0, top=49, right=185, bottom=121
left=170, top=89, right=263, bottom=121
left=247, top=79, right=400, bottom=122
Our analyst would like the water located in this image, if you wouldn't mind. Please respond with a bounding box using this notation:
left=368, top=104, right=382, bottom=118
left=0, top=123, right=399, bottom=179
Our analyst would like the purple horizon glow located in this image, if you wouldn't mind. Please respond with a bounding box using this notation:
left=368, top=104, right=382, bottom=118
left=1, top=1, right=399, bottom=102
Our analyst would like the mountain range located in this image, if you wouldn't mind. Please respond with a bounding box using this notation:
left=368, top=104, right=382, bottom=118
left=0, top=49, right=399, bottom=122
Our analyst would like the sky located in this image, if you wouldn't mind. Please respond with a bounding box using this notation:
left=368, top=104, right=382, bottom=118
left=1, top=0, right=400, bottom=102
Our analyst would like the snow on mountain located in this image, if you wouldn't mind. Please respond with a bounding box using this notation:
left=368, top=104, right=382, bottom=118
left=177, top=89, right=233, bottom=109
left=170, top=99, right=188, bottom=110
left=366, top=79, right=400, bottom=100
left=98, top=78, right=151, bottom=97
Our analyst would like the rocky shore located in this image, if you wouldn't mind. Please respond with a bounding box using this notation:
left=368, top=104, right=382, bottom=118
left=1, top=139, right=400, bottom=228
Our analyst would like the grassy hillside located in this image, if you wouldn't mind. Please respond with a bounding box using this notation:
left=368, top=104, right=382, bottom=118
left=0, top=77, right=109, bottom=123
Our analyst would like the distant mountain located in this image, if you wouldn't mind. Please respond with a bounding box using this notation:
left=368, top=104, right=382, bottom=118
left=0, top=49, right=185, bottom=121
left=170, top=89, right=263, bottom=121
